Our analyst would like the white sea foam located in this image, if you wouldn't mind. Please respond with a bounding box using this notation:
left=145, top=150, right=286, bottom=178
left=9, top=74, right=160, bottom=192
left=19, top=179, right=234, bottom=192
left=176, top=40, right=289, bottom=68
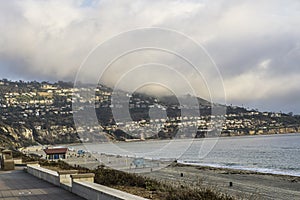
left=177, top=160, right=300, bottom=177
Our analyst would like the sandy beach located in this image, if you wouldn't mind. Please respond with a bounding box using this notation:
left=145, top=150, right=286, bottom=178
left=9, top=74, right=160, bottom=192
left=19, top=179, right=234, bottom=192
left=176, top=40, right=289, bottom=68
left=23, top=146, right=300, bottom=199
left=143, top=164, right=300, bottom=200
left=63, top=153, right=300, bottom=199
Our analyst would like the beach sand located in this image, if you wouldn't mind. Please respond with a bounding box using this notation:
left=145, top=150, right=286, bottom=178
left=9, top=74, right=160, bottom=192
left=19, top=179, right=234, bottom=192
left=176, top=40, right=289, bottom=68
left=143, top=164, right=300, bottom=200
left=23, top=147, right=300, bottom=199
left=64, top=153, right=300, bottom=199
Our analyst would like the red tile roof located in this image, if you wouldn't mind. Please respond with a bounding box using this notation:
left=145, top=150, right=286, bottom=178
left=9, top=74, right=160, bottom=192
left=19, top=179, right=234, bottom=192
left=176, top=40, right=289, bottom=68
left=44, top=148, right=68, bottom=155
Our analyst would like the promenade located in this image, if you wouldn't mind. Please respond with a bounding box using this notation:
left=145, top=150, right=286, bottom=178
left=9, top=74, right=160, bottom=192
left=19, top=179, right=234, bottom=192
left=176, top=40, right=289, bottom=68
left=0, top=168, right=84, bottom=200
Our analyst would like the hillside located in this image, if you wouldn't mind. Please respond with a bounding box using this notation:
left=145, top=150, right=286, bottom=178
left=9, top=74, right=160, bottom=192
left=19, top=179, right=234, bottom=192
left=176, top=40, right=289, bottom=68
left=0, top=79, right=300, bottom=148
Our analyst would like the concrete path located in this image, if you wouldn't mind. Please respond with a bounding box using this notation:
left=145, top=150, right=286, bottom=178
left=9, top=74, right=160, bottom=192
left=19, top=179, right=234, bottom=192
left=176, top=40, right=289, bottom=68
left=0, top=168, right=84, bottom=200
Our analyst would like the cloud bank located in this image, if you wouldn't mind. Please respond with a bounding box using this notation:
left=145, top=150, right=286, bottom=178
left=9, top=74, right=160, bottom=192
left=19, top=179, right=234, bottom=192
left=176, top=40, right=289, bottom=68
left=0, top=0, right=300, bottom=113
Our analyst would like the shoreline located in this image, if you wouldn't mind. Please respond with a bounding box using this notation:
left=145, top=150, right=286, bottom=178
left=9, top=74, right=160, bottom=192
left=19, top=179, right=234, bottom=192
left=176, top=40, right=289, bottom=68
left=63, top=154, right=300, bottom=199
left=23, top=146, right=300, bottom=199
left=23, top=133, right=300, bottom=177
left=177, top=160, right=300, bottom=177
left=64, top=149, right=300, bottom=178
left=22, top=133, right=300, bottom=199
left=175, top=162, right=300, bottom=179
left=143, top=162, right=300, bottom=200
left=51, top=132, right=300, bottom=147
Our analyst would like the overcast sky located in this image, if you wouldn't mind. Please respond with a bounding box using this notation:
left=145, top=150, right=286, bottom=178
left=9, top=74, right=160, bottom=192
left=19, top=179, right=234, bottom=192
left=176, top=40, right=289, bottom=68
left=0, top=0, right=300, bottom=113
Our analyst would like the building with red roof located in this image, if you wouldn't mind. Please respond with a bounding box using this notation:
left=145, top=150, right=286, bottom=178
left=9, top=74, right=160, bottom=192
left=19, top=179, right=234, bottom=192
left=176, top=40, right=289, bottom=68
left=44, top=147, right=68, bottom=160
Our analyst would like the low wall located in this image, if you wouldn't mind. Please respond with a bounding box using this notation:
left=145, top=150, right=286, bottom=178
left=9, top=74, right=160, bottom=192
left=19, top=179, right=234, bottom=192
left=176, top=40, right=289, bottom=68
left=13, top=159, right=23, bottom=165
left=27, top=164, right=60, bottom=186
left=72, top=180, right=148, bottom=200
left=58, top=170, right=79, bottom=186
left=27, top=164, right=149, bottom=200
left=2, top=160, right=15, bottom=170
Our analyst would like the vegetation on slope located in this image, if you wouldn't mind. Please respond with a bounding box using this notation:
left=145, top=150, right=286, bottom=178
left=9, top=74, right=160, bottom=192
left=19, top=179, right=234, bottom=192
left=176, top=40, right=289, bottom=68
left=39, top=160, right=234, bottom=200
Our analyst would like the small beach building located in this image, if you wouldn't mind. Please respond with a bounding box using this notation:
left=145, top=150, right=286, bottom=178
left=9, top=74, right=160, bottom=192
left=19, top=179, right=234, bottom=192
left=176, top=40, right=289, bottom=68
left=44, top=148, right=68, bottom=160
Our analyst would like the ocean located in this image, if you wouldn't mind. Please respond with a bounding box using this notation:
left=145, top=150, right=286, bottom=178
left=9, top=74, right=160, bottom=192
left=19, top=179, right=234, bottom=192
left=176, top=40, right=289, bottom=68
left=73, top=133, right=300, bottom=176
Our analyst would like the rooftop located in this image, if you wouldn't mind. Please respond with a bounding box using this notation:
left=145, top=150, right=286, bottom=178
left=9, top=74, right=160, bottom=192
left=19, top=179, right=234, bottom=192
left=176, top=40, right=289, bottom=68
left=44, top=148, right=68, bottom=155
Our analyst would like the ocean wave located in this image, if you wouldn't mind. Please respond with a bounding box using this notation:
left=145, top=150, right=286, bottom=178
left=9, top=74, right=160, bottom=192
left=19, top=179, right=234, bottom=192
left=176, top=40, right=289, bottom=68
left=177, top=160, right=300, bottom=177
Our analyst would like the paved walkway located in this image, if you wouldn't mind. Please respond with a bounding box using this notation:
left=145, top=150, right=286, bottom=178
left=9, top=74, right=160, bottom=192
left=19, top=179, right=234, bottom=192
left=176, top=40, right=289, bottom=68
left=0, top=168, right=84, bottom=200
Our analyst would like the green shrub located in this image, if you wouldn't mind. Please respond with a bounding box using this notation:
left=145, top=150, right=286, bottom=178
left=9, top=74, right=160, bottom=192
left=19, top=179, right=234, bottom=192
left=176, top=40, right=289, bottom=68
left=94, top=166, right=147, bottom=188
left=39, top=160, right=234, bottom=200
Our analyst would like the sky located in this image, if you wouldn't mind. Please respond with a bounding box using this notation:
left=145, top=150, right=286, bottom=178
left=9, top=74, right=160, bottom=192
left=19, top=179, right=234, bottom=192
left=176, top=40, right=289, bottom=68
left=0, top=0, right=300, bottom=114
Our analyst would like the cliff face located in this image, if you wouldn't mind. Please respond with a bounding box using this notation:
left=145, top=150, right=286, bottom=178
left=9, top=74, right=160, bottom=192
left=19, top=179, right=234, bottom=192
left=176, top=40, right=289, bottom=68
left=32, top=125, right=78, bottom=145
left=0, top=123, right=33, bottom=147
left=0, top=122, right=78, bottom=148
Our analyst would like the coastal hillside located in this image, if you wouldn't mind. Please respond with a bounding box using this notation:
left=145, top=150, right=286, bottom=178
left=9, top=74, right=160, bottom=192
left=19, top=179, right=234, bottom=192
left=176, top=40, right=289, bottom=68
left=0, top=79, right=300, bottom=148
